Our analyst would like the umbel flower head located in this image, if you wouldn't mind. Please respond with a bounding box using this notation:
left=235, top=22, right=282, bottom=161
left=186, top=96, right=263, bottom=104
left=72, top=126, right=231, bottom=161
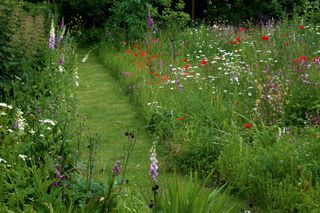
left=49, top=19, right=55, bottom=49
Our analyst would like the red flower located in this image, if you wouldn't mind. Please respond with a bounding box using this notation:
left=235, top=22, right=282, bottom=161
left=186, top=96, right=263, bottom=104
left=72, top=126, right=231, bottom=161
left=312, top=57, right=320, bottom=63
left=299, top=25, right=305, bottom=30
left=126, top=49, right=131, bottom=54
left=155, top=73, right=160, bottom=77
left=183, top=58, right=188, bottom=62
left=231, top=41, right=238, bottom=45
left=261, top=35, right=269, bottom=41
left=239, top=27, right=246, bottom=32
left=149, top=71, right=153, bottom=75
left=177, top=117, right=183, bottom=121
left=293, top=55, right=307, bottom=63
left=284, top=41, right=288, bottom=46
left=134, top=53, right=138, bottom=57
left=140, top=51, right=146, bottom=56
left=151, top=54, right=157, bottom=60
left=184, top=64, right=190, bottom=70
left=236, top=37, right=241, bottom=42
left=244, top=123, right=252, bottom=129
left=161, top=75, right=169, bottom=81
left=200, top=59, right=207, bottom=65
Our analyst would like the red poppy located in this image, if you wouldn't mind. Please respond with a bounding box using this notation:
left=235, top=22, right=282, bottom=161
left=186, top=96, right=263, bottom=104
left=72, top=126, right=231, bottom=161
left=177, top=117, right=183, bottom=121
left=231, top=41, right=238, bottom=45
left=134, top=53, right=138, bottom=57
left=183, top=58, right=188, bottom=62
left=140, top=51, right=146, bottom=57
left=244, top=123, right=252, bottom=129
left=284, top=42, right=288, bottom=46
left=236, top=37, right=241, bottom=42
left=261, top=35, right=269, bottom=41
left=299, top=25, right=305, bottom=30
left=200, top=59, right=207, bottom=65
left=126, top=49, right=131, bottom=54
left=149, top=71, right=153, bottom=75
left=155, top=73, right=160, bottom=77
left=312, top=57, right=320, bottom=63
left=184, top=64, right=190, bottom=70
left=293, top=55, right=307, bottom=63
left=239, top=27, right=246, bottom=32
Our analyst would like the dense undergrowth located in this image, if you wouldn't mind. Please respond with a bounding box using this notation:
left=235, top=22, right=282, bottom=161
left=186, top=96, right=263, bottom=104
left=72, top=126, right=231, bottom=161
left=98, top=18, right=320, bottom=211
left=0, top=2, right=126, bottom=212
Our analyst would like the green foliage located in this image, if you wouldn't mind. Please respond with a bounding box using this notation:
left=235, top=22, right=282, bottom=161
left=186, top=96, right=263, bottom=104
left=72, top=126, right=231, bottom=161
left=56, top=0, right=111, bottom=28
left=160, top=0, right=190, bottom=62
left=106, top=0, right=156, bottom=43
left=205, top=0, right=320, bottom=24
left=158, top=172, right=233, bottom=212
left=217, top=126, right=320, bottom=211
left=302, top=0, right=320, bottom=23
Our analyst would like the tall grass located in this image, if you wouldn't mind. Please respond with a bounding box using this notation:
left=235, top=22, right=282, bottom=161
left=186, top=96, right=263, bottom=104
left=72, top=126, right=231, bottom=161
left=99, top=19, right=320, bottom=211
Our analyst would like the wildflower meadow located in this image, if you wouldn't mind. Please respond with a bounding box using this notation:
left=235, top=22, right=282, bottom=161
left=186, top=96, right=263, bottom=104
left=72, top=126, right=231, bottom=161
left=1, top=0, right=320, bottom=212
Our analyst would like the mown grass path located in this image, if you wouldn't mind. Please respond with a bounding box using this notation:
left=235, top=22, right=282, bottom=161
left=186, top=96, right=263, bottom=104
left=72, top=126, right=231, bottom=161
left=76, top=49, right=156, bottom=187
left=75, top=49, right=250, bottom=212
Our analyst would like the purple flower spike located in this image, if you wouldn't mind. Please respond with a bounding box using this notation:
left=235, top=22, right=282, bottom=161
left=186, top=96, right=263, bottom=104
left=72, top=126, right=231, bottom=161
left=55, top=165, right=63, bottom=180
left=49, top=36, right=55, bottom=49
left=60, top=17, right=65, bottom=29
left=59, top=55, right=64, bottom=65
left=148, top=13, right=153, bottom=31
left=112, top=161, right=121, bottom=175
left=48, top=19, right=55, bottom=49
left=58, top=36, right=62, bottom=45
left=149, top=145, right=158, bottom=183
left=52, top=181, right=58, bottom=188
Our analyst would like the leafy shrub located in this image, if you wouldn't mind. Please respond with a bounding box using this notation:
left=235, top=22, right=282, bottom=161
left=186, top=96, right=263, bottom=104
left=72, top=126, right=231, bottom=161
left=106, top=0, right=154, bottom=43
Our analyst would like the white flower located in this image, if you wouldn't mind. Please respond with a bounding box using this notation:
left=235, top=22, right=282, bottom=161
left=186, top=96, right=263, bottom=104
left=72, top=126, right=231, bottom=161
left=39, top=119, right=56, bottom=126
left=19, top=154, right=28, bottom=161
left=0, top=103, right=13, bottom=109
left=82, top=51, right=91, bottom=63
left=58, top=65, right=64, bottom=73
left=1, top=112, right=7, bottom=116
left=15, top=117, right=27, bottom=132
left=0, top=158, right=7, bottom=164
